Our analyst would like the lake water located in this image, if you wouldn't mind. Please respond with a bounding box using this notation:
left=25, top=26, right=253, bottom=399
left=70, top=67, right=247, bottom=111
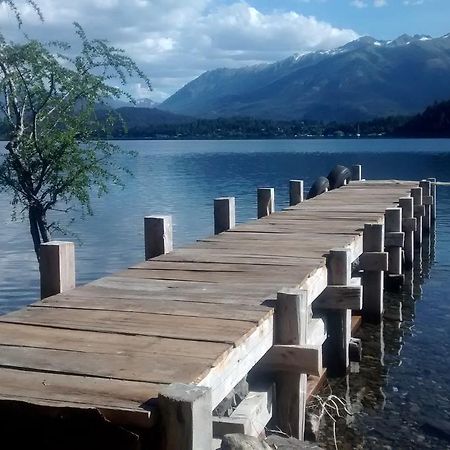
left=1, top=139, right=450, bottom=448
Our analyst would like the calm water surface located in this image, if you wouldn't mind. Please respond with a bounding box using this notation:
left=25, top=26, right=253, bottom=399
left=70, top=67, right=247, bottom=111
left=1, top=138, right=449, bottom=448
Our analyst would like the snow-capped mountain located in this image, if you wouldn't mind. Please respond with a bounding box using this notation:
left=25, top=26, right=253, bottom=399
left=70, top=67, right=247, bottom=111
left=160, top=33, right=450, bottom=122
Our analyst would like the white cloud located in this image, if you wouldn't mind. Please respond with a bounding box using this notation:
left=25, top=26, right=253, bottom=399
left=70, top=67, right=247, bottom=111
left=350, top=0, right=368, bottom=7
left=373, top=0, right=387, bottom=6
left=0, top=1, right=358, bottom=101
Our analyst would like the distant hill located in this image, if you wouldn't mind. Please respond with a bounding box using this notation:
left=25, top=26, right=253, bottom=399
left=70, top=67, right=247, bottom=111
left=160, top=33, right=450, bottom=122
left=113, top=107, right=192, bottom=127
left=395, top=99, right=450, bottom=137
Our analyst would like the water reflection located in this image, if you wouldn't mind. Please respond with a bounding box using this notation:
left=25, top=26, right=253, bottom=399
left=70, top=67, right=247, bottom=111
left=316, top=226, right=450, bottom=449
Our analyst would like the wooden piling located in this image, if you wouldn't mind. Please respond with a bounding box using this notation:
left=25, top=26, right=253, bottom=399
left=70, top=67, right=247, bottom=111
left=385, top=207, right=403, bottom=287
left=428, top=177, right=437, bottom=223
left=419, top=180, right=432, bottom=233
left=324, top=249, right=352, bottom=376
left=289, top=180, right=304, bottom=206
left=144, top=215, right=173, bottom=260
left=40, top=241, right=75, bottom=300
left=411, top=187, right=423, bottom=247
left=257, top=187, right=275, bottom=219
left=399, top=197, right=415, bottom=269
left=275, top=288, right=308, bottom=440
left=351, top=165, right=362, bottom=181
left=214, top=197, right=236, bottom=235
left=361, top=223, right=386, bottom=323
left=158, top=383, right=212, bottom=450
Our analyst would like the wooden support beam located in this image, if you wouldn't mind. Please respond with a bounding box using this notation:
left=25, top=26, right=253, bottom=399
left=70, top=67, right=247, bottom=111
left=40, top=241, right=75, bottom=300
left=289, top=180, right=304, bottom=206
left=411, top=187, right=423, bottom=247
left=362, top=223, right=384, bottom=323
left=385, top=231, right=404, bottom=248
left=214, top=197, right=236, bottom=235
left=323, top=248, right=352, bottom=377
left=257, top=187, right=275, bottom=219
left=213, top=384, right=273, bottom=438
left=274, top=288, right=308, bottom=440
left=359, top=252, right=388, bottom=272
left=313, top=285, right=362, bottom=310
left=351, top=164, right=362, bottom=181
left=399, top=197, right=414, bottom=269
left=428, top=177, right=437, bottom=223
left=158, top=383, right=212, bottom=450
left=144, top=215, right=173, bottom=260
left=420, top=180, right=432, bottom=233
left=265, top=344, right=322, bottom=376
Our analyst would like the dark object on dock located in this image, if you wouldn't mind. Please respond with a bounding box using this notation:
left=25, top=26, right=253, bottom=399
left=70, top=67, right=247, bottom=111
left=327, top=165, right=351, bottom=190
left=307, top=176, right=329, bottom=199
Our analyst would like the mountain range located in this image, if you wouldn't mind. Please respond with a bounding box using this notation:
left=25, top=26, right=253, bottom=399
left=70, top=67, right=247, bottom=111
left=159, top=33, right=450, bottom=122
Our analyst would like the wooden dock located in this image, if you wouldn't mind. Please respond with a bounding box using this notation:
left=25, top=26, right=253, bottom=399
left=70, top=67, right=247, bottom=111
left=0, top=178, right=433, bottom=449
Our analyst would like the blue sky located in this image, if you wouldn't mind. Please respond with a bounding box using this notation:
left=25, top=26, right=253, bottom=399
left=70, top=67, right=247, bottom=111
left=249, top=0, right=450, bottom=39
left=0, top=0, right=448, bottom=100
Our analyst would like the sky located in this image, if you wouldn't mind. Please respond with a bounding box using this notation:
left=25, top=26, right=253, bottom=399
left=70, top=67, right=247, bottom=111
left=0, top=0, right=449, bottom=102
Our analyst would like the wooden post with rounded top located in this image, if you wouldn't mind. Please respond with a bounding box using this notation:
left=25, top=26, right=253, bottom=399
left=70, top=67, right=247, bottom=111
left=351, top=165, right=362, bottom=181
left=411, top=187, right=423, bottom=247
left=428, top=177, right=437, bottom=223
left=257, top=187, right=275, bottom=218
left=144, top=215, right=173, bottom=260
left=289, top=180, right=304, bottom=206
left=40, top=241, right=75, bottom=300
left=158, top=383, right=212, bottom=450
left=399, top=197, right=415, bottom=269
left=214, top=197, right=236, bottom=234
left=384, top=208, right=404, bottom=284
left=419, top=180, right=432, bottom=233
left=275, top=287, right=308, bottom=440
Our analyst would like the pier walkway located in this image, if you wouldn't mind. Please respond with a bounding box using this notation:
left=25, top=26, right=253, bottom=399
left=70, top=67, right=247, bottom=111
left=0, top=180, right=421, bottom=448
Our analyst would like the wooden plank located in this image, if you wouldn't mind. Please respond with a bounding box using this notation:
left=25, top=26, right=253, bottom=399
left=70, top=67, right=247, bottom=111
left=0, top=345, right=212, bottom=385
left=0, top=323, right=228, bottom=360
left=38, top=296, right=270, bottom=324
left=0, top=368, right=159, bottom=428
left=0, top=307, right=257, bottom=345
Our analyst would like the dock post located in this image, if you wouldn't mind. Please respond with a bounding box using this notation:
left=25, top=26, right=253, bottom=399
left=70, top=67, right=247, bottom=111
left=411, top=187, right=423, bottom=247
left=144, top=215, right=173, bottom=260
left=158, top=383, right=212, bottom=450
left=289, top=180, right=304, bottom=206
left=40, top=241, right=75, bottom=300
left=428, top=177, right=437, bottom=223
left=257, top=187, right=275, bottom=218
left=214, top=197, right=236, bottom=234
left=385, top=207, right=403, bottom=288
left=324, top=249, right=352, bottom=376
left=275, top=288, right=308, bottom=440
left=420, top=180, right=432, bottom=233
left=361, top=223, right=386, bottom=323
left=351, top=165, right=362, bottom=181
left=399, top=197, right=415, bottom=269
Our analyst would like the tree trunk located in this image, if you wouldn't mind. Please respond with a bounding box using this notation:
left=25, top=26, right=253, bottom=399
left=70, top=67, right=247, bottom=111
left=29, top=206, right=50, bottom=261
left=29, top=207, right=41, bottom=260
